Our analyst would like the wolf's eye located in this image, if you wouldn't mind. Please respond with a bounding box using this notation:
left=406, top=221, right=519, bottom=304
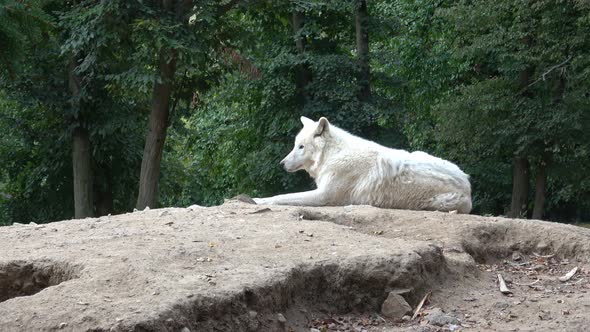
left=298, top=145, right=304, bottom=149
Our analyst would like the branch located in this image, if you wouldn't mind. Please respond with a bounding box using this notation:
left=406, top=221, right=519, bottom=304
left=2, top=4, right=56, bottom=29
left=404, top=0, right=445, bottom=28
left=519, top=56, right=572, bottom=94
left=219, top=0, right=242, bottom=14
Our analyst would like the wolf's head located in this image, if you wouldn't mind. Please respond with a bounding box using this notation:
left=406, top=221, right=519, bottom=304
left=280, top=116, right=330, bottom=174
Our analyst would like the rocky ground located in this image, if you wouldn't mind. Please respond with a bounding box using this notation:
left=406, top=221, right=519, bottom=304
left=1, top=200, right=590, bottom=332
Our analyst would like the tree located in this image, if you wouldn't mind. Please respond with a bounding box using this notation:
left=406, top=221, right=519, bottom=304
left=0, top=0, right=53, bottom=76
left=136, top=1, right=243, bottom=210
left=508, top=157, right=529, bottom=218
left=136, top=46, right=178, bottom=210
left=394, top=0, right=590, bottom=219
left=292, top=7, right=311, bottom=107
left=1, top=0, right=148, bottom=223
left=355, top=0, right=370, bottom=103
left=68, top=55, right=94, bottom=218
left=532, top=158, right=548, bottom=220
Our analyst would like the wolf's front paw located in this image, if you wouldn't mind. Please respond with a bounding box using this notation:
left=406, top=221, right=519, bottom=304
left=253, top=198, right=274, bottom=205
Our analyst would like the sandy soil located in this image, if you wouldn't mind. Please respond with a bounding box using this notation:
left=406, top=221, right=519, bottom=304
left=1, top=200, right=589, bottom=332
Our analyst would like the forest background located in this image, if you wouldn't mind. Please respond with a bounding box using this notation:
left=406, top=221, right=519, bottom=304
left=1, top=0, right=589, bottom=226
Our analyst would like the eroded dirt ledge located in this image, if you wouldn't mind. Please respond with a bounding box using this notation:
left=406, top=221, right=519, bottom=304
left=1, top=201, right=590, bottom=332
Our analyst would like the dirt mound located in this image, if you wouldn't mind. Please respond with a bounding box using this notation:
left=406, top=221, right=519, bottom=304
left=0, top=202, right=589, bottom=331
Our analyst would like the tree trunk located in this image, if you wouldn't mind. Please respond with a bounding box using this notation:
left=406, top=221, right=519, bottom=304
left=292, top=10, right=311, bottom=106
left=72, top=127, right=94, bottom=218
left=69, top=56, right=94, bottom=219
left=508, top=156, right=530, bottom=218
left=355, top=0, right=371, bottom=102
left=532, top=159, right=548, bottom=220
left=507, top=36, right=534, bottom=219
left=136, top=48, right=177, bottom=210
left=95, top=165, right=113, bottom=216
left=355, top=0, right=378, bottom=139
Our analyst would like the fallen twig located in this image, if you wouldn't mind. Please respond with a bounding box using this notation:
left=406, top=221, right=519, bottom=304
left=498, top=274, right=512, bottom=295
left=559, top=267, right=578, bottom=282
left=533, top=253, right=555, bottom=259
left=509, top=262, right=530, bottom=267
left=412, top=291, right=431, bottom=320
left=513, top=279, right=540, bottom=286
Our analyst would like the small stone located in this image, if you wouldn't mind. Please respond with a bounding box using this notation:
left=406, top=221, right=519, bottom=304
left=533, top=264, right=545, bottom=271
left=416, top=326, right=434, bottom=332
left=158, top=210, right=170, bottom=217
left=536, top=241, right=549, bottom=252
left=277, top=313, right=287, bottom=324
left=180, top=328, right=191, bottom=332
left=426, top=308, right=461, bottom=326
left=538, top=311, right=551, bottom=321
left=402, top=315, right=411, bottom=322
left=494, top=301, right=509, bottom=310
left=381, top=292, right=412, bottom=320
left=310, top=329, right=321, bottom=332
left=512, top=252, right=522, bottom=261
left=248, top=310, right=258, bottom=319
left=58, top=322, right=67, bottom=329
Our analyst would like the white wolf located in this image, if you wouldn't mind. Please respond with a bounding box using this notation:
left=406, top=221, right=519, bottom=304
left=253, top=116, right=472, bottom=213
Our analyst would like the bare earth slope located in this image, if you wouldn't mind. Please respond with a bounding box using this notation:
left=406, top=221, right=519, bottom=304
left=1, top=201, right=590, bottom=332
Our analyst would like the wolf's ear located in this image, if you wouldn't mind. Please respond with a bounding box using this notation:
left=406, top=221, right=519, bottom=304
left=314, top=117, right=330, bottom=137
left=300, top=116, right=315, bottom=127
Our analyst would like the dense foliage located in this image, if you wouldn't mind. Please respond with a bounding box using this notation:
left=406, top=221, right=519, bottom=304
left=1, top=0, right=589, bottom=225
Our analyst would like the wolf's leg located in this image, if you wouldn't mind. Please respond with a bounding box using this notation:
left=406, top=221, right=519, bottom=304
left=253, top=190, right=330, bottom=206
left=430, top=192, right=472, bottom=214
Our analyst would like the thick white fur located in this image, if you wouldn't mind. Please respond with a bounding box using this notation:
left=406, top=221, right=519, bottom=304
left=253, top=116, right=472, bottom=213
